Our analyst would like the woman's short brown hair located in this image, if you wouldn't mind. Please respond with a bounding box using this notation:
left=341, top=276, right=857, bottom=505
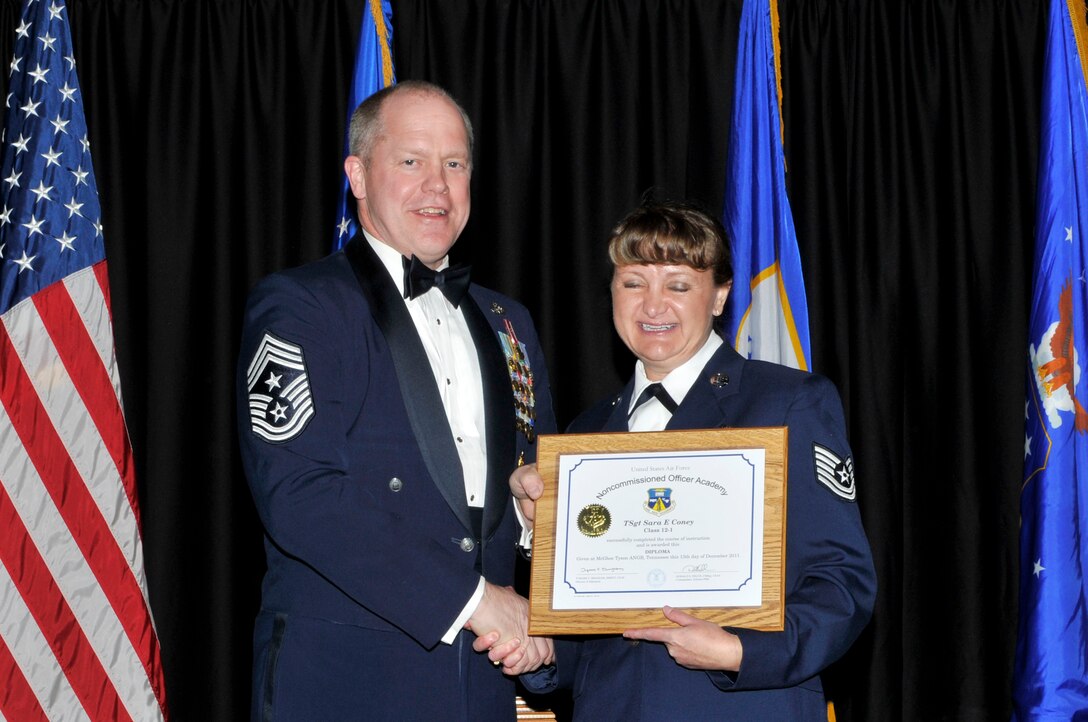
left=607, top=200, right=733, bottom=287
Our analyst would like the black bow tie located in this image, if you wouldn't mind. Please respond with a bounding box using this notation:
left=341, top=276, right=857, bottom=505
left=402, top=255, right=471, bottom=308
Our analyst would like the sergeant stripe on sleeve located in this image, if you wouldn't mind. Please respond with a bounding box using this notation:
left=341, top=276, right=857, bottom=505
left=813, top=443, right=856, bottom=501
left=246, top=332, right=315, bottom=443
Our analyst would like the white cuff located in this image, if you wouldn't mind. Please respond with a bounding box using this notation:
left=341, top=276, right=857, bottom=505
left=513, top=496, right=534, bottom=550
left=442, top=576, right=485, bottom=644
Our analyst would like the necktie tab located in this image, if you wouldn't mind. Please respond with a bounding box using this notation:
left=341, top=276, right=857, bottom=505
left=629, top=382, right=678, bottom=417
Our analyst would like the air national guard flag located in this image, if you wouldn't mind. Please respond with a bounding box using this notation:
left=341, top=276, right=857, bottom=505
left=0, top=1, right=168, bottom=719
left=334, top=0, right=396, bottom=250
left=1015, top=0, right=1088, bottom=717
left=723, top=0, right=810, bottom=370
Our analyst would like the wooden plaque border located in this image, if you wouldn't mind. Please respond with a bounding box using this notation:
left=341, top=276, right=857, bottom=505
left=528, top=427, right=786, bottom=635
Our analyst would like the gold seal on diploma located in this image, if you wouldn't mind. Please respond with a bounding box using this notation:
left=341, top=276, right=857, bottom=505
left=577, top=504, right=611, bottom=537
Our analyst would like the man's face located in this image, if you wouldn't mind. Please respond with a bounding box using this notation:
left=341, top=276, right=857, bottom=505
left=345, top=92, right=471, bottom=268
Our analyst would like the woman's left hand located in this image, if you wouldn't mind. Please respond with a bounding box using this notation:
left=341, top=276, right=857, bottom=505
left=623, top=605, right=743, bottom=672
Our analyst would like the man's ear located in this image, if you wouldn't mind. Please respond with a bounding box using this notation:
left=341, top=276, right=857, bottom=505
left=344, top=155, right=366, bottom=200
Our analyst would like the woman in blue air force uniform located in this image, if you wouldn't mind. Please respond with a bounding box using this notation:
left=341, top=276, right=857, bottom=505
left=493, top=200, right=876, bottom=721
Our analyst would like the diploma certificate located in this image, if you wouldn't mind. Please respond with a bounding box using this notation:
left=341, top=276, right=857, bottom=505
left=528, top=428, right=786, bottom=634
left=553, top=449, right=763, bottom=609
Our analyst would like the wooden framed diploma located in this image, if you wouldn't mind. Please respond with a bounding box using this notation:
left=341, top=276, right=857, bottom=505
left=527, top=427, right=786, bottom=635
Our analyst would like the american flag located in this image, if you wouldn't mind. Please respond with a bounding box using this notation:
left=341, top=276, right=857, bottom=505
left=0, top=1, right=167, bottom=719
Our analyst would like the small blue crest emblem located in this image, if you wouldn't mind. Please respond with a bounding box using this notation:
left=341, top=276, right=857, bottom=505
left=644, top=487, right=674, bottom=515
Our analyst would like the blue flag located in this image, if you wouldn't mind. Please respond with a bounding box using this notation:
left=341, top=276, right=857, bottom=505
left=722, top=0, right=810, bottom=370
left=334, top=0, right=395, bottom=249
left=1015, top=0, right=1088, bottom=717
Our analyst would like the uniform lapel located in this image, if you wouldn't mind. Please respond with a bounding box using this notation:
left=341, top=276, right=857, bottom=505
left=667, top=342, right=746, bottom=430
left=343, top=237, right=474, bottom=534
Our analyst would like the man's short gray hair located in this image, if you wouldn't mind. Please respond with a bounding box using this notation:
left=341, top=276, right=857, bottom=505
left=347, top=80, right=474, bottom=167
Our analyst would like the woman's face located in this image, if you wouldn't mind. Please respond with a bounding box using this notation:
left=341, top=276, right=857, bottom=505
left=611, top=263, right=731, bottom=381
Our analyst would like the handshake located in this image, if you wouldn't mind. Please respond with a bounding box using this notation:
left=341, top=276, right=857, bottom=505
left=466, top=581, right=554, bottom=675
left=465, top=463, right=552, bottom=675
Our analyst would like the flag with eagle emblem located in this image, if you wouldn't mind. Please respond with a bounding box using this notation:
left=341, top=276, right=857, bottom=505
left=1014, top=0, right=1088, bottom=716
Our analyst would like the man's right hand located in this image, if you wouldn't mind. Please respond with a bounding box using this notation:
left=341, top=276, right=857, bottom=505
left=466, top=582, right=553, bottom=674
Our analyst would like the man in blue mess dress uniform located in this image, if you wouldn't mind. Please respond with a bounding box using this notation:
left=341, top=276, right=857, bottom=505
left=237, top=81, right=556, bottom=721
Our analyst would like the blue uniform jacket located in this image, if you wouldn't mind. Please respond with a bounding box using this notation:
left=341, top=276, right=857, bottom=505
left=522, top=342, right=875, bottom=721
left=237, top=236, right=556, bottom=721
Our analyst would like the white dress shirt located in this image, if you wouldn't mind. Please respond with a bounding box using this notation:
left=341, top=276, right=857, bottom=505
left=627, top=332, right=723, bottom=432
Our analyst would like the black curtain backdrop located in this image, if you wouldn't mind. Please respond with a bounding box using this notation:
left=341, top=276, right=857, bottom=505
left=0, top=1, right=1041, bottom=720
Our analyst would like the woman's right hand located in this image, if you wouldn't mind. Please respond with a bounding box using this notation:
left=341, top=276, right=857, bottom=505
left=510, top=463, right=544, bottom=527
